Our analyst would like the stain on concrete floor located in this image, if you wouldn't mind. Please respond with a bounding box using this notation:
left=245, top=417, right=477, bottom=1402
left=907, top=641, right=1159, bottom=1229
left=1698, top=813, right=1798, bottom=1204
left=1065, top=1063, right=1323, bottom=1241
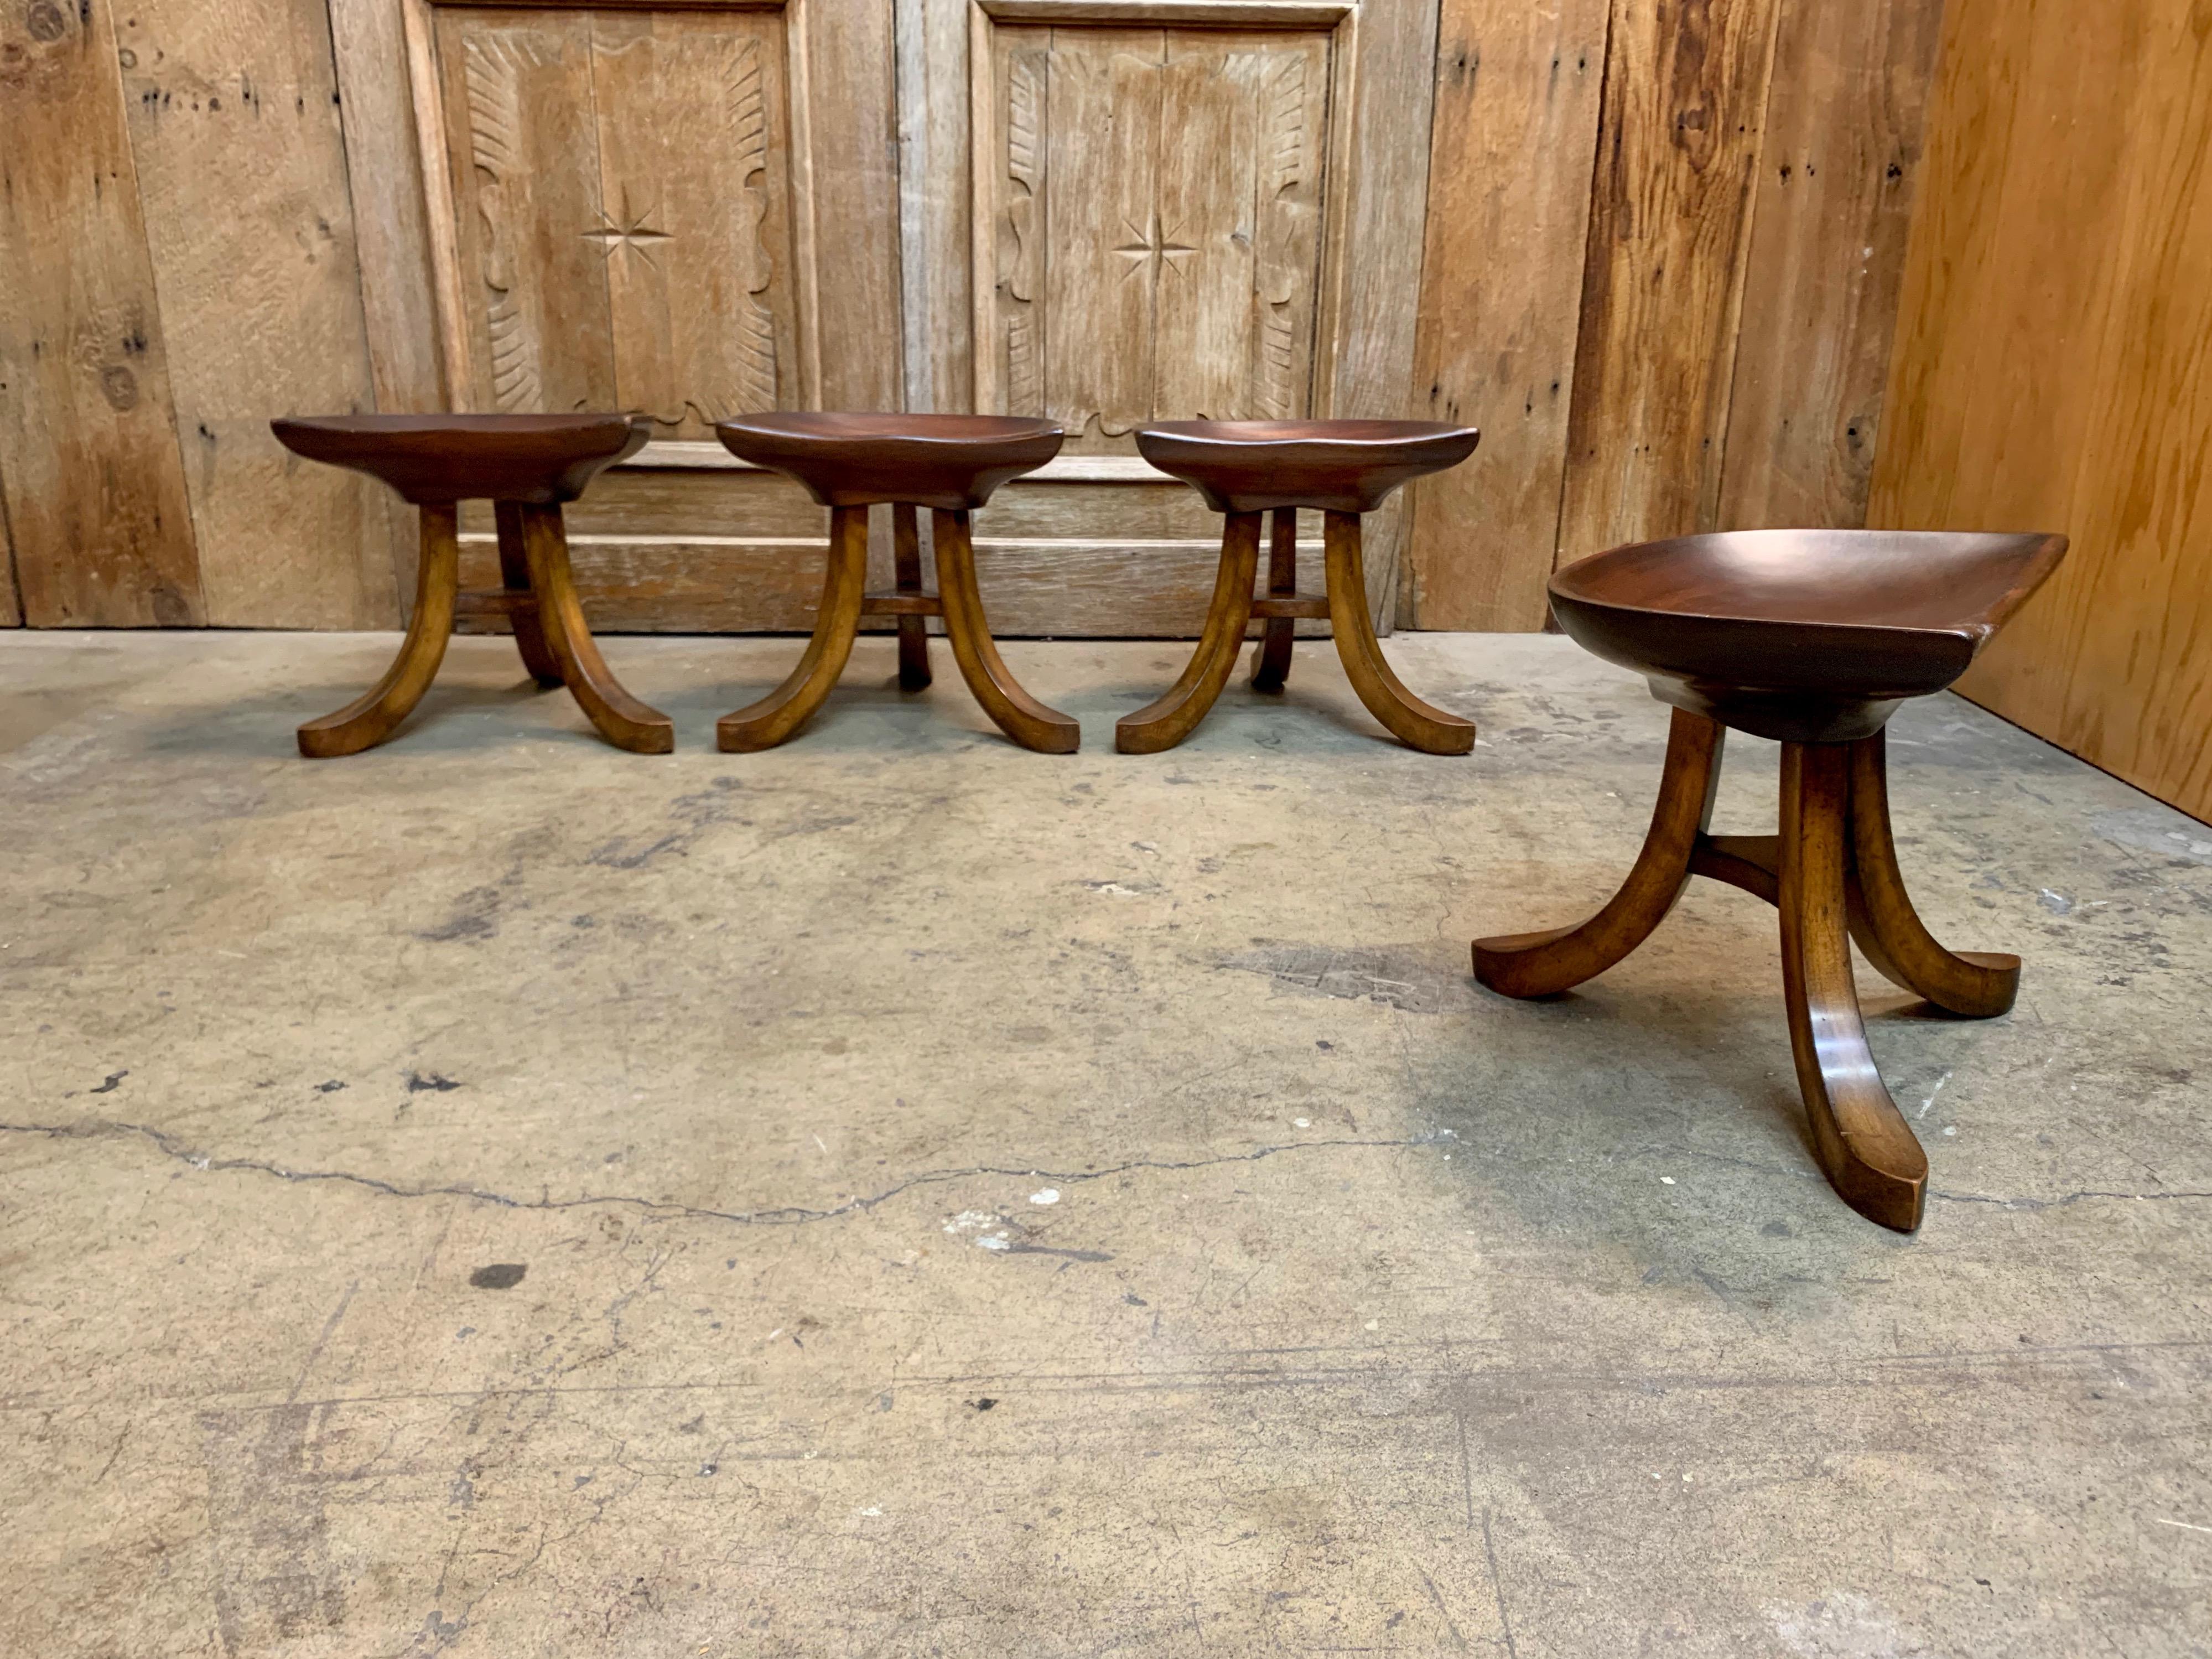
left=2, top=630, right=2208, bottom=1656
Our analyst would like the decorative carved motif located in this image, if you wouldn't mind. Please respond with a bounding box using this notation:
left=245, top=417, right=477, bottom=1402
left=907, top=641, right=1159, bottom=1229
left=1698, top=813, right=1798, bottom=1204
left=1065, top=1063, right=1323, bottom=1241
left=463, top=32, right=547, bottom=412
left=1003, top=52, right=1046, bottom=415
left=725, top=35, right=778, bottom=416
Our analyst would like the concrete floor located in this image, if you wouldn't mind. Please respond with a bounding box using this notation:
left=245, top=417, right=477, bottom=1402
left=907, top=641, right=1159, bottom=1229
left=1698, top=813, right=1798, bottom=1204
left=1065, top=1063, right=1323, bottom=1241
left=2, top=629, right=2208, bottom=1657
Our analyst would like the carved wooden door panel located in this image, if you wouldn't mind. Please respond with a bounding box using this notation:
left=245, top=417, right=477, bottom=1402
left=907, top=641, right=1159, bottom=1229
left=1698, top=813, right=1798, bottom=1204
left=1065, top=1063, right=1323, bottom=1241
left=906, top=0, right=1437, bottom=635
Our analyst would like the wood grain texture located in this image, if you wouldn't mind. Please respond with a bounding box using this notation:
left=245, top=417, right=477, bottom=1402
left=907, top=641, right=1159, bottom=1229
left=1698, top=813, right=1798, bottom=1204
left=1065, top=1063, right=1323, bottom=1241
left=1719, top=0, right=1945, bottom=531
left=1402, top=0, right=1606, bottom=631
left=802, top=0, right=904, bottom=411
left=1556, top=0, right=1784, bottom=563
left=0, top=0, right=203, bottom=626
left=1871, top=0, right=2212, bottom=820
left=119, top=0, right=393, bottom=628
left=1, top=460, right=19, bottom=626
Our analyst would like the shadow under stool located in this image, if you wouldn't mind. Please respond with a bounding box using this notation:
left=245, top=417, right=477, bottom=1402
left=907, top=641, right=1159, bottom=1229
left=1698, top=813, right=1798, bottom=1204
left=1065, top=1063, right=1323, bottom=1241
left=1472, top=528, right=2069, bottom=1231
left=270, top=413, right=672, bottom=756
left=1117, top=419, right=1481, bottom=755
left=713, top=412, right=1079, bottom=754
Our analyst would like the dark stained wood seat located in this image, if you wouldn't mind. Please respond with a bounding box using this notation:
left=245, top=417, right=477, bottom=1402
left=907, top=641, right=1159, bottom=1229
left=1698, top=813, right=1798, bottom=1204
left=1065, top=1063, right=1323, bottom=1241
left=716, top=412, right=1063, bottom=511
left=1136, top=419, right=1481, bottom=514
left=710, top=412, right=1078, bottom=753
left=1548, top=529, right=2070, bottom=742
left=1117, top=419, right=1481, bottom=755
left=270, top=413, right=649, bottom=505
left=270, top=412, right=670, bottom=756
left=1474, top=528, right=2069, bottom=1232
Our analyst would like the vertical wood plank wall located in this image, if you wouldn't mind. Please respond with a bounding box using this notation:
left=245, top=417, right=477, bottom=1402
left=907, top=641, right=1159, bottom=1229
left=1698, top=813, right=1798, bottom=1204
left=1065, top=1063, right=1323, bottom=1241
left=1870, top=0, right=2212, bottom=822
left=1, top=0, right=1950, bottom=637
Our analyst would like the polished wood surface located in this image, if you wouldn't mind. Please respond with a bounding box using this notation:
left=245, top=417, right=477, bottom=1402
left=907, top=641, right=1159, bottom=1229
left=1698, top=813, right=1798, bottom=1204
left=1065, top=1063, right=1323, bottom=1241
left=1474, top=708, right=2027, bottom=1232
left=1872, top=0, right=2212, bottom=821
left=1121, top=423, right=1478, bottom=754
left=1135, top=421, right=1480, bottom=515
left=279, top=416, right=669, bottom=754
left=1549, top=528, right=2067, bottom=742
left=716, top=413, right=1064, bottom=511
left=716, top=427, right=1077, bottom=753
left=271, top=414, right=651, bottom=505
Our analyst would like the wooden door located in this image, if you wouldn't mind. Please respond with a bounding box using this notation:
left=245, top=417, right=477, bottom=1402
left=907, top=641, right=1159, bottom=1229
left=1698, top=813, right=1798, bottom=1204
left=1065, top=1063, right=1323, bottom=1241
left=335, top=0, right=1434, bottom=634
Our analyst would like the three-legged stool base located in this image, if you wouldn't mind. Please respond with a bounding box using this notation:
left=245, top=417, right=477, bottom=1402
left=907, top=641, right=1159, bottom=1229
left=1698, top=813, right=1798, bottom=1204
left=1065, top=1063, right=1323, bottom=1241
left=1472, top=711, right=2019, bottom=1231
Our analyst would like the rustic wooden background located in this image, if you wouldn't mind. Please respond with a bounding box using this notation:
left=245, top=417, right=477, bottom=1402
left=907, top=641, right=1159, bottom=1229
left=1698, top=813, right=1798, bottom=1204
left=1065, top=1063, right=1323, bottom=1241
left=1869, top=0, right=2212, bottom=823
left=0, top=0, right=1948, bottom=636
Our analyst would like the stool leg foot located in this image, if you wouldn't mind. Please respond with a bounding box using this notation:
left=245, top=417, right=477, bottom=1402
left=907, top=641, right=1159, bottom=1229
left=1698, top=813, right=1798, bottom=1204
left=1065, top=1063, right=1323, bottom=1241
left=1781, top=743, right=1928, bottom=1232
left=719, top=505, right=868, bottom=751
left=516, top=503, right=674, bottom=754
left=494, top=500, right=565, bottom=688
left=892, top=503, right=932, bottom=691
left=1845, top=730, right=2021, bottom=1016
left=298, top=504, right=459, bottom=757
left=1474, top=711, right=1725, bottom=995
left=1250, top=507, right=1297, bottom=692
left=1117, top=512, right=1262, bottom=754
left=1322, top=512, right=1474, bottom=754
left=933, top=509, right=1079, bottom=753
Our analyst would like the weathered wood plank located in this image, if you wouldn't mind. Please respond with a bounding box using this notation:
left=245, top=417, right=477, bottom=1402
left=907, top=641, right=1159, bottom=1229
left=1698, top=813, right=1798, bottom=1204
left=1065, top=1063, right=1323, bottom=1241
left=118, top=0, right=393, bottom=628
left=0, top=0, right=202, bottom=626
left=1, top=465, right=20, bottom=626
left=1327, top=0, right=1440, bottom=629
left=803, top=0, right=905, bottom=410
left=1718, top=0, right=1945, bottom=532
left=1556, top=0, right=1783, bottom=563
left=1401, top=0, right=1606, bottom=630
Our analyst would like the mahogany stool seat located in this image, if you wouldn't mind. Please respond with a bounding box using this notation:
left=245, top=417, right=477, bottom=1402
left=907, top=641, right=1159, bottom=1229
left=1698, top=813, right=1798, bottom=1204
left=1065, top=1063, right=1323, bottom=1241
left=271, top=413, right=671, bottom=756
left=1118, top=419, right=1480, bottom=755
left=1473, top=528, right=2069, bottom=1231
left=713, top=413, right=1078, bottom=754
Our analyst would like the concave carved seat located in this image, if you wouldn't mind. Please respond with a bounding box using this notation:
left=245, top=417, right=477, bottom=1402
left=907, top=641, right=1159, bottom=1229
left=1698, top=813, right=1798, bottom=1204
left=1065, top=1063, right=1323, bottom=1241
left=271, top=413, right=672, bottom=756
left=712, top=412, right=1078, bottom=754
left=1474, top=528, right=2068, bottom=1231
left=1118, top=419, right=1481, bottom=754
left=1548, top=529, right=2070, bottom=742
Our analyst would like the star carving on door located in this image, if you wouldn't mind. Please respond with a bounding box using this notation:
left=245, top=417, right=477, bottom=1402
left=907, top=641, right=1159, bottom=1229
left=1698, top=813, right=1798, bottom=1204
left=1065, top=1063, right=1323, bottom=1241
left=583, top=190, right=673, bottom=269
left=1115, top=211, right=1196, bottom=280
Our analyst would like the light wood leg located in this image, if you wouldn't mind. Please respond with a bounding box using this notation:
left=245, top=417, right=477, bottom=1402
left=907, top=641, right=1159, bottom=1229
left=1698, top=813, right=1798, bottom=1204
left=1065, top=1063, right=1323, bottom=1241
left=932, top=509, right=1080, bottom=753
left=1250, top=506, right=1298, bottom=691
left=516, top=503, right=674, bottom=754
left=1115, top=512, right=1263, bottom=755
left=493, top=500, right=564, bottom=688
left=1780, top=742, right=1929, bottom=1232
left=297, top=504, right=459, bottom=758
left=718, top=505, right=869, bottom=751
left=1322, top=511, right=1475, bottom=754
left=1474, top=711, right=1726, bottom=995
left=1845, top=730, right=2021, bottom=1016
left=892, top=502, right=932, bottom=691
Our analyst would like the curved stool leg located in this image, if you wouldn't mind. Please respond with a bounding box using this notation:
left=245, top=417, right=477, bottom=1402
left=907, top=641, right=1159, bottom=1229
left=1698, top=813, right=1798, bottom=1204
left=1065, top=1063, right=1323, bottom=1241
left=1474, top=711, right=1725, bottom=996
left=298, top=504, right=459, bottom=758
left=1845, top=730, right=2021, bottom=1016
left=1116, top=512, right=1263, bottom=754
left=933, top=509, right=1081, bottom=753
left=516, top=504, right=674, bottom=754
left=719, top=505, right=869, bottom=752
left=892, top=502, right=933, bottom=692
left=1322, top=511, right=1476, bottom=754
left=1781, top=743, right=1928, bottom=1232
left=1250, top=507, right=1298, bottom=691
left=494, top=500, right=565, bottom=687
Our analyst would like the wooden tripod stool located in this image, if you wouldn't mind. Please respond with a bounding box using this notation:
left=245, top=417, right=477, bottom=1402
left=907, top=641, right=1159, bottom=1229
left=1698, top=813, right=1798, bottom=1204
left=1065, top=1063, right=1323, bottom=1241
left=713, top=412, right=1079, bottom=753
left=1473, top=529, right=2069, bottom=1231
left=1118, top=419, right=1481, bottom=754
left=271, top=413, right=672, bottom=756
